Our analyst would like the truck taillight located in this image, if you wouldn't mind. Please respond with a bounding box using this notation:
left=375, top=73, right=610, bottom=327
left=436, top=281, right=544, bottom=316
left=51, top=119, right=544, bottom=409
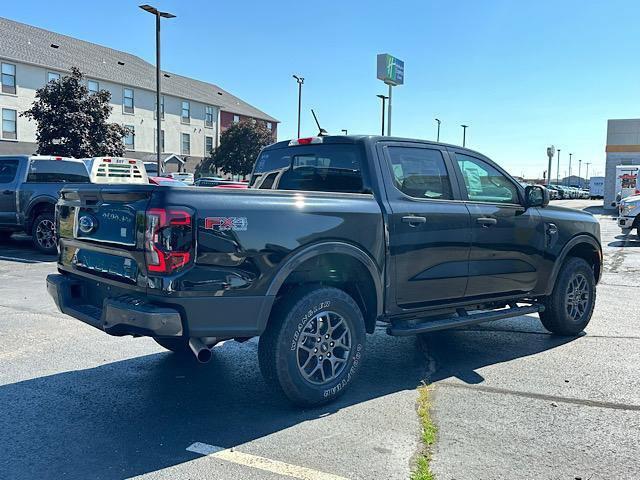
left=145, top=207, right=194, bottom=274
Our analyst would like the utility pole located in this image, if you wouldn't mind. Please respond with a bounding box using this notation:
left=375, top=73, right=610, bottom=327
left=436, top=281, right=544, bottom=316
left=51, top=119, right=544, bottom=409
left=435, top=118, right=441, bottom=142
left=293, top=75, right=304, bottom=138
left=461, top=124, right=469, bottom=147
left=139, top=4, right=176, bottom=176
left=341, top=129, right=348, bottom=135
left=556, top=149, right=561, bottom=185
left=585, top=162, right=591, bottom=187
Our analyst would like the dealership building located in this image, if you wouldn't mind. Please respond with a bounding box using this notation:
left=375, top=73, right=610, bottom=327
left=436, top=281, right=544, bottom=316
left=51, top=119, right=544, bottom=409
left=605, top=119, right=640, bottom=209
left=0, top=17, right=277, bottom=173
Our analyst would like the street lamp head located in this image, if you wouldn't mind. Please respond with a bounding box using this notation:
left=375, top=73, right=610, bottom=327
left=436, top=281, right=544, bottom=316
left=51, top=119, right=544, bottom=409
left=293, top=75, right=304, bottom=84
left=376, top=94, right=388, bottom=100
left=435, top=118, right=441, bottom=124
left=139, top=4, right=175, bottom=17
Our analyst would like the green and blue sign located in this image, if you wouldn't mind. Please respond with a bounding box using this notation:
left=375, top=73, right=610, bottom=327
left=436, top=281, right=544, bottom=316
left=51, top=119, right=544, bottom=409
left=377, top=53, right=404, bottom=86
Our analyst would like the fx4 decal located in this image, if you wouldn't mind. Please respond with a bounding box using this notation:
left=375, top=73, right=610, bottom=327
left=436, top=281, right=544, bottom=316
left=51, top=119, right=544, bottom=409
left=204, top=216, right=248, bottom=231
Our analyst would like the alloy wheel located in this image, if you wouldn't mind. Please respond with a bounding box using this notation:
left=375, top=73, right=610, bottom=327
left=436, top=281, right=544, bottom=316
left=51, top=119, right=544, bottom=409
left=565, top=272, right=590, bottom=322
left=36, top=219, right=56, bottom=250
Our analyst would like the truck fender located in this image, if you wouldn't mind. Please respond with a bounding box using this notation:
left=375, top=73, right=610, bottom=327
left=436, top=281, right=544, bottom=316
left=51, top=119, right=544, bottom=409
left=265, top=241, right=384, bottom=320
left=546, top=234, right=602, bottom=295
left=24, top=196, right=57, bottom=230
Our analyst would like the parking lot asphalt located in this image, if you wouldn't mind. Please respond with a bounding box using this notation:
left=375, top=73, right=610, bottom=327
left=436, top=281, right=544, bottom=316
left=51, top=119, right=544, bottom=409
left=429, top=199, right=640, bottom=480
left=0, top=199, right=638, bottom=479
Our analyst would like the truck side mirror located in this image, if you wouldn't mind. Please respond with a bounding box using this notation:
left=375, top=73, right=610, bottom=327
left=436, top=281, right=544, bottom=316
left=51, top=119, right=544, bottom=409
left=525, top=185, right=549, bottom=208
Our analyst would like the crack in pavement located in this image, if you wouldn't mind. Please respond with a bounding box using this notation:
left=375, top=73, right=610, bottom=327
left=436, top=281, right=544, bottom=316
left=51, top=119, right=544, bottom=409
left=437, top=381, right=640, bottom=412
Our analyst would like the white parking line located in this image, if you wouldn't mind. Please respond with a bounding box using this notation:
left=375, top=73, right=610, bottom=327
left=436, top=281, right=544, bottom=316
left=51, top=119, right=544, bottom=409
left=186, top=442, right=349, bottom=480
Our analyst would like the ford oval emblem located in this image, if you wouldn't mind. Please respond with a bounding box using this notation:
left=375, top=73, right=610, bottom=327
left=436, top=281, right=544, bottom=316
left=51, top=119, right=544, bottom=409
left=78, top=215, right=97, bottom=234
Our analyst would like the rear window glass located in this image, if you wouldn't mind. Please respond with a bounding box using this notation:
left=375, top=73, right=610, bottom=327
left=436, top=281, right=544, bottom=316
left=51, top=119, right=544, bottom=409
left=250, top=144, right=365, bottom=193
left=27, top=160, right=90, bottom=183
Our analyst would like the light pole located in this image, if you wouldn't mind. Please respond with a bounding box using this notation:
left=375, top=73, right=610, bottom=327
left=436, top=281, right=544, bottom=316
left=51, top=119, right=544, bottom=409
left=568, top=153, right=573, bottom=186
left=578, top=159, right=582, bottom=188
left=556, top=149, right=561, bottom=185
left=376, top=94, right=388, bottom=136
left=341, top=129, right=348, bottom=135
left=139, top=4, right=175, bottom=176
left=461, top=124, right=469, bottom=147
left=435, top=118, right=441, bottom=142
left=585, top=162, right=591, bottom=187
left=292, top=75, right=304, bottom=138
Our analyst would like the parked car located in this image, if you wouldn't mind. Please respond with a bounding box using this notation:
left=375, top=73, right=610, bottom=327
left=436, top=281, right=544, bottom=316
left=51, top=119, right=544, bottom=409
left=149, top=176, right=187, bottom=187
left=167, top=172, right=194, bottom=185
left=143, top=161, right=159, bottom=176
left=0, top=155, right=91, bottom=253
left=47, top=135, right=602, bottom=406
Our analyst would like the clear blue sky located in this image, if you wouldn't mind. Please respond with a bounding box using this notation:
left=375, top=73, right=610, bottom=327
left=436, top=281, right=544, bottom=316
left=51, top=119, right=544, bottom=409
left=4, top=0, right=639, bottom=178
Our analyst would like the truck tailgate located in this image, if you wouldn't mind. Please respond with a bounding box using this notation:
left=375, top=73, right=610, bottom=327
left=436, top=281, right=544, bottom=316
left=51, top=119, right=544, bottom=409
left=56, top=185, right=154, bottom=289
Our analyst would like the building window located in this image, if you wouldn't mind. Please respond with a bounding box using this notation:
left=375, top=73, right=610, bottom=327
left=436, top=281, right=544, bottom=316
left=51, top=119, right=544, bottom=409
left=124, top=125, right=135, bottom=150
left=205, top=105, right=214, bottom=128
left=123, top=88, right=134, bottom=114
left=205, top=136, right=214, bottom=155
left=47, top=72, right=60, bottom=83
left=154, top=129, right=165, bottom=153
left=267, top=122, right=272, bottom=130
left=87, top=80, right=99, bottom=94
left=233, top=114, right=240, bottom=124
left=1, top=63, right=16, bottom=94
left=181, top=133, right=190, bottom=155
left=2, top=108, right=17, bottom=139
left=181, top=101, right=190, bottom=124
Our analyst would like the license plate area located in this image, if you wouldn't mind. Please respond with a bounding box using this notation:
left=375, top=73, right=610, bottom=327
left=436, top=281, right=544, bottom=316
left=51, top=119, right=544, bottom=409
left=75, top=204, right=137, bottom=246
left=72, top=249, right=139, bottom=283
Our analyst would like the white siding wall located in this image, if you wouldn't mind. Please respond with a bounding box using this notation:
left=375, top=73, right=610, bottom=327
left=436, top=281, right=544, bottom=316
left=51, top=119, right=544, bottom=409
left=0, top=59, right=219, bottom=162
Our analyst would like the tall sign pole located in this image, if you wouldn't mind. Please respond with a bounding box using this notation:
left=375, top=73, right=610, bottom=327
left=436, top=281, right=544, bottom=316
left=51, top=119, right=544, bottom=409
left=546, top=146, right=555, bottom=186
left=556, top=149, right=561, bottom=185
left=377, top=53, right=404, bottom=137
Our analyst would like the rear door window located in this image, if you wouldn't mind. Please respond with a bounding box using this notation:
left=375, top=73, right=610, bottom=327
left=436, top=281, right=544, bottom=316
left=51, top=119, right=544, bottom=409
left=27, top=160, right=90, bottom=183
left=251, top=144, right=365, bottom=193
left=385, top=146, right=453, bottom=200
left=0, top=159, right=19, bottom=183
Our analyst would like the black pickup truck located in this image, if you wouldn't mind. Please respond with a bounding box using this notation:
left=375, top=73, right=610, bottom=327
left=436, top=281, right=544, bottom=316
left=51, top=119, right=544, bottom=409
left=47, top=136, right=602, bottom=406
left=0, top=155, right=90, bottom=253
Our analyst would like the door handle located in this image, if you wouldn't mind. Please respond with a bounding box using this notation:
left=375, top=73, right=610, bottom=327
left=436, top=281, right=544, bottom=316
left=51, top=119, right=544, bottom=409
left=402, top=215, right=427, bottom=225
left=2, top=190, right=12, bottom=195
left=476, top=217, right=497, bottom=227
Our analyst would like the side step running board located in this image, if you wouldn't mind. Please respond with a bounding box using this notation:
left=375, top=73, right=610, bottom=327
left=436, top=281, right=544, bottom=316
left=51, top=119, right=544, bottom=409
left=387, top=304, right=544, bottom=336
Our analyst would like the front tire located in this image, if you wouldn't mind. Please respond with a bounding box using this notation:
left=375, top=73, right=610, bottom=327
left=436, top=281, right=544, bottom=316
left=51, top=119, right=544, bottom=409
left=259, top=286, right=366, bottom=406
left=541, top=257, right=596, bottom=335
left=32, top=212, right=57, bottom=254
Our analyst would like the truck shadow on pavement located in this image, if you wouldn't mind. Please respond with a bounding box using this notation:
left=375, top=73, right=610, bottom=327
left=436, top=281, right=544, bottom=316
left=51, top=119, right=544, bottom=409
left=0, top=235, right=56, bottom=263
left=0, top=315, right=577, bottom=480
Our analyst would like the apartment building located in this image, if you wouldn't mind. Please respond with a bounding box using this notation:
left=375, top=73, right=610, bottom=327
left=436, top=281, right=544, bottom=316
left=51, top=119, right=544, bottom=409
left=0, top=16, right=278, bottom=173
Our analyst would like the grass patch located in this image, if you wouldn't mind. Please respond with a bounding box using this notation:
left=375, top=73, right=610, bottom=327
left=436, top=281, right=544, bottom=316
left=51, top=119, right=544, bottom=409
left=411, top=383, right=437, bottom=480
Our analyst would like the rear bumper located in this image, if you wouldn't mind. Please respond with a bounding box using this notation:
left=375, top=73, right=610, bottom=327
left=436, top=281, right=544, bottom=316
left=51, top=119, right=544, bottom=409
left=46, top=273, right=275, bottom=338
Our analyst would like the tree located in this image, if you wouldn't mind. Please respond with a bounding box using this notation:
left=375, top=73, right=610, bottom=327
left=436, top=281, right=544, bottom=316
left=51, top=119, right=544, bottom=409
left=197, top=120, right=273, bottom=177
left=22, top=67, right=128, bottom=158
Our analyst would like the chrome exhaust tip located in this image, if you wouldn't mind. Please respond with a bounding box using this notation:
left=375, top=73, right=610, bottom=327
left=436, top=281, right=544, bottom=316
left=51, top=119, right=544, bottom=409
left=188, top=337, right=213, bottom=363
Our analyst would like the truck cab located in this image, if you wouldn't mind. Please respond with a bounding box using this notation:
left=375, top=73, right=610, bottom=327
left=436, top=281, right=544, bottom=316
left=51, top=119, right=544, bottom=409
left=46, top=136, right=602, bottom=406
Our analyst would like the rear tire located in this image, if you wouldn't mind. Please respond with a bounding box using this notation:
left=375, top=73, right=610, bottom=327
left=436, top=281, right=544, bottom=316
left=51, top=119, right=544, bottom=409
left=259, top=286, right=366, bottom=406
left=541, top=257, right=596, bottom=335
left=32, top=212, right=57, bottom=254
left=153, top=337, right=191, bottom=355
